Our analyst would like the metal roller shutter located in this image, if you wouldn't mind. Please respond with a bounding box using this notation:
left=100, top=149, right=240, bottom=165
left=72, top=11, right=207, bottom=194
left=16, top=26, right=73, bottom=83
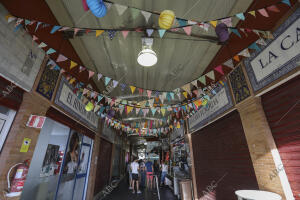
left=262, top=75, right=300, bottom=199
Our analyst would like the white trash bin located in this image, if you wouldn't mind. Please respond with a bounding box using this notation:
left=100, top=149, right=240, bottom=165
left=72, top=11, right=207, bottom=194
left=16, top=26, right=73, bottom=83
left=235, top=190, right=282, bottom=200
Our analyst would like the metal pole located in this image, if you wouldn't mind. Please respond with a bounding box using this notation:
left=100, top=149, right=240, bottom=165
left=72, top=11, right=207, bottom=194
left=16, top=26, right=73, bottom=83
left=154, top=175, right=160, bottom=200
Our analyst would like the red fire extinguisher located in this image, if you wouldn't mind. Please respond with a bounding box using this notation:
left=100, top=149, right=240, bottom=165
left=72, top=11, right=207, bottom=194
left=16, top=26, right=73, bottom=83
left=6, top=160, right=30, bottom=197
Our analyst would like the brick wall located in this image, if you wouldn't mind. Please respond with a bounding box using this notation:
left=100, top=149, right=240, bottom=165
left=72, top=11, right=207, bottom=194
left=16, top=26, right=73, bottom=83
left=237, top=97, right=286, bottom=198
left=0, top=92, right=51, bottom=199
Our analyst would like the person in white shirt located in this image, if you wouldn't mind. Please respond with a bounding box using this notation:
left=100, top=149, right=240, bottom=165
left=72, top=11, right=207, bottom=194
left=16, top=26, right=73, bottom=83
left=161, top=161, right=168, bottom=186
left=130, top=158, right=141, bottom=194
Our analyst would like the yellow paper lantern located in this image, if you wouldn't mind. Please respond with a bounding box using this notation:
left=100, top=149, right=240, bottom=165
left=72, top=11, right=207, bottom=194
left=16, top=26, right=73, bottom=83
left=85, top=101, right=94, bottom=112
left=159, top=10, right=175, bottom=30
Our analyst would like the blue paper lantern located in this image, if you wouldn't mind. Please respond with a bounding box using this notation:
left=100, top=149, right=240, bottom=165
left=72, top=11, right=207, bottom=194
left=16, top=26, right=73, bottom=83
left=86, top=0, right=107, bottom=18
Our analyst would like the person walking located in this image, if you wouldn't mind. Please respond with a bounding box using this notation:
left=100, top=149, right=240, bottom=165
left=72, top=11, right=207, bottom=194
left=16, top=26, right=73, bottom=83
left=131, top=158, right=141, bottom=194
left=161, top=161, right=168, bottom=186
left=153, top=160, right=160, bottom=188
left=145, top=159, right=154, bottom=190
left=139, top=159, right=146, bottom=189
left=127, top=160, right=133, bottom=189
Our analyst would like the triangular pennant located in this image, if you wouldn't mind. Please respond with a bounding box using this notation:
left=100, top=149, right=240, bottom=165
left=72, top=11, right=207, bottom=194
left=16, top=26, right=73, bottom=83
left=281, top=0, right=291, bottom=7
left=138, top=88, right=143, bottom=95
left=88, top=70, right=95, bottom=79
left=223, top=59, right=234, bottom=69
left=191, top=80, right=198, bottom=87
left=104, top=77, right=111, bottom=85
left=55, top=55, right=67, bottom=64
left=122, top=30, right=129, bottom=39
left=37, top=42, right=47, bottom=48
left=115, top=4, right=128, bottom=15
left=198, top=76, right=206, bottom=85
left=97, top=73, right=103, bottom=80
left=104, top=2, right=112, bottom=10
left=161, top=108, right=166, bottom=116
left=141, top=11, right=152, bottom=23
left=206, top=71, right=215, bottom=81
left=248, top=11, right=256, bottom=17
left=127, top=106, right=133, bottom=114
left=147, top=90, right=152, bottom=98
left=256, top=38, right=267, bottom=46
left=235, top=13, right=245, bottom=20
left=50, top=26, right=62, bottom=34
left=73, top=28, right=81, bottom=37
left=158, top=29, right=166, bottom=38
left=35, top=22, right=42, bottom=32
left=112, top=80, right=119, bottom=88
left=136, top=108, right=140, bottom=115
left=169, top=92, right=175, bottom=100
left=267, top=5, right=280, bottom=13
left=238, top=48, right=250, bottom=57
left=130, top=86, right=136, bottom=94
left=221, top=18, right=232, bottom=27
left=209, top=20, right=218, bottom=28
left=214, top=65, right=224, bottom=75
left=182, top=91, right=188, bottom=99
left=233, top=55, right=240, bottom=62
left=143, top=109, right=149, bottom=117
left=181, top=84, right=191, bottom=95
left=183, top=26, right=192, bottom=35
left=151, top=108, right=157, bottom=116
left=230, top=28, right=242, bottom=38
left=177, top=19, right=187, bottom=27
left=258, top=8, right=269, bottom=17
left=46, top=48, right=56, bottom=55
left=107, top=30, right=117, bottom=40
left=96, top=30, right=104, bottom=37
left=5, top=15, right=16, bottom=23
left=248, top=42, right=261, bottom=52
left=146, top=29, right=154, bottom=37
left=131, top=8, right=140, bottom=20
left=188, top=20, right=197, bottom=25
left=70, top=61, right=77, bottom=69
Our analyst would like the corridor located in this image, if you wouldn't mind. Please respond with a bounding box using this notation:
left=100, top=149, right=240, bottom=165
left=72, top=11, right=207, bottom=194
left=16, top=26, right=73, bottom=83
left=102, top=179, right=178, bottom=200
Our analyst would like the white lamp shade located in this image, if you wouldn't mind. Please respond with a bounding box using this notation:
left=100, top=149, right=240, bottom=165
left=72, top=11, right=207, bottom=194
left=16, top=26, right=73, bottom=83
left=137, top=49, right=157, bottom=67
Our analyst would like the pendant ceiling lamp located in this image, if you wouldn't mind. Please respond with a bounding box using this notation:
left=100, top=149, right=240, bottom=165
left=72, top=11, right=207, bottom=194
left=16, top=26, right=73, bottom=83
left=137, top=38, right=157, bottom=67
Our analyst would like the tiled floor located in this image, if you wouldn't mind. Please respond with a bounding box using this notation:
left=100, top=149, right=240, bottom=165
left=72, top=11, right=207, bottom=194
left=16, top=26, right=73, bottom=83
left=103, top=178, right=178, bottom=200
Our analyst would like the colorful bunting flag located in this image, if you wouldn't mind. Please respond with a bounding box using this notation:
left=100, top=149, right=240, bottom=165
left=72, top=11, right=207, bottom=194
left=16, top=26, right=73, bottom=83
left=182, top=91, right=188, bottom=99
left=238, top=48, right=250, bottom=57
left=107, top=30, right=117, bottom=40
left=267, top=5, right=280, bottom=13
left=122, top=30, right=129, bottom=39
left=233, top=55, right=240, bottom=62
left=130, top=86, right=136, bottom=94
left=104, top=77, right=111, bottom=85
left=177, top=19, right=187, bottom=27
left=56, top=54, right=67, bottom=62
left=248, top=42, right=260, bottom=52
left=183, top=26, right=192, bottom=35
left=198, top=76, right=206, bottom=85
left=88, top=70, right=94, bottom=79
left=96, top=30, right=104, bottom=37
left=214, top=65, right=224, bottom=75
left=115, top=4, right=128, bottom=15
left=221, top=18, right=232, bottom=27
left=236, top=13, right=245, bottom=20
left=158, top=29, right=166, bottom=38
left=209, top=20, right=218, bottom=27
left=46, top=48, right=56, bottom=55
left=146, top=29, right=154, bottom=37
left=131, top=8, right=140, bottom=19
left=258, top=8, right=269, bottom=17
left=248, top=11, right=256, bottom=17
left=230, top=28, right=242, bottom=38
left=112, top=80, right=119, bottom=88
left=281, top=0, right=291, bottom=7
left=147, top=90, right=152, bottom=98
left=206, top=71, right=215, bottom=81
left=70, top=61, right=77, bottom=69
left=141, top=11, right=152, bottom=23
left=223, top=59, right=234, bottom=69
left=97, top=73, right=103, bottom=80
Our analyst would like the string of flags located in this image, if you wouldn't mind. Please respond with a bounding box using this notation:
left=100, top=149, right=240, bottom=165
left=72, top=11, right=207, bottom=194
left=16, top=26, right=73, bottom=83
left=5, top=0, right=290, bottom=40
left=29, top=33, right=270, bottom=109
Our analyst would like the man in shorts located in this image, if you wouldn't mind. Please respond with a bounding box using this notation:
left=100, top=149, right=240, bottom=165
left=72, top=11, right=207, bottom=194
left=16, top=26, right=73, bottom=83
left=130, top=158, right=141, bottom=194
left=145, top=159, right=154, bottom=189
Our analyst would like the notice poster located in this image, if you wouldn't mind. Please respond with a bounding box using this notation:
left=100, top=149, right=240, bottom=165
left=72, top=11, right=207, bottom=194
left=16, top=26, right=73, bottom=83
left=77, top=145, right=90, bottom=175
left=40, top=144, right=60, bottom=177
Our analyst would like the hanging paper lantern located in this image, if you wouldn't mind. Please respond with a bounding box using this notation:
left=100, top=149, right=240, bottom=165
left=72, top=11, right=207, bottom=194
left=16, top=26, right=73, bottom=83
left=159, top=10, right=175, bottom=30
left=85, top=101, right=94, bottom=111
left=215, top=23, right=229, bottom=43
left=86, top=0, right=107, bottom=18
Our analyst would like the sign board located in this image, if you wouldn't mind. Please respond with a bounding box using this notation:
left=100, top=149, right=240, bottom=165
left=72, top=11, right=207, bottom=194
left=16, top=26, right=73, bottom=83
left=20, top=138, right=31, bottom=153
left=0, top=5, right=45, bottom=92
left=244, top=8, right=300, bottom=92
left=55, top=77, right=99, bottom=131
left=26, top=115, right=46, bottom=128
left=188, top=82, right=233, bottom=132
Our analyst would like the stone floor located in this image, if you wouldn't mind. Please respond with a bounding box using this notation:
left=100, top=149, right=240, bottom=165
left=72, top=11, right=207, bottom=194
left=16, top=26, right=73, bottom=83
left=103, top=178, right=178, bottom=200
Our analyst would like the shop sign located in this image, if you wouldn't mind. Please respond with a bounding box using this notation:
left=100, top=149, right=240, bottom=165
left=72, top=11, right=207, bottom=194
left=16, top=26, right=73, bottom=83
left=244, top=8, right=300, bottom=91
left=55, top=77, right=98, bottom=131
left=188, top=82, right=233, bottom=132
left=26, top=115, right=46, bottom=128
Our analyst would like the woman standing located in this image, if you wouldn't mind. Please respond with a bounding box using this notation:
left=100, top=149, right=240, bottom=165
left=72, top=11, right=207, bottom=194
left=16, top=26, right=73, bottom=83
left=161, top=161, right=168, bottom=186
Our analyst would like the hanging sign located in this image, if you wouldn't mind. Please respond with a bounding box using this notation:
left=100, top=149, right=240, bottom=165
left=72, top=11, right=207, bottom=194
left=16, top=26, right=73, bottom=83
left=54, top=76, right=99, bottom=131
left=188, top=83, right=233, bottom=132
left=244, top=8, right=300, bottom=92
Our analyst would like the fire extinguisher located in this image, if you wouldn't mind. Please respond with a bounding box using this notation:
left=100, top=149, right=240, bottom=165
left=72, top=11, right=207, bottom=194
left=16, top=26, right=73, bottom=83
left=6, top=160, right=30, bottom=197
